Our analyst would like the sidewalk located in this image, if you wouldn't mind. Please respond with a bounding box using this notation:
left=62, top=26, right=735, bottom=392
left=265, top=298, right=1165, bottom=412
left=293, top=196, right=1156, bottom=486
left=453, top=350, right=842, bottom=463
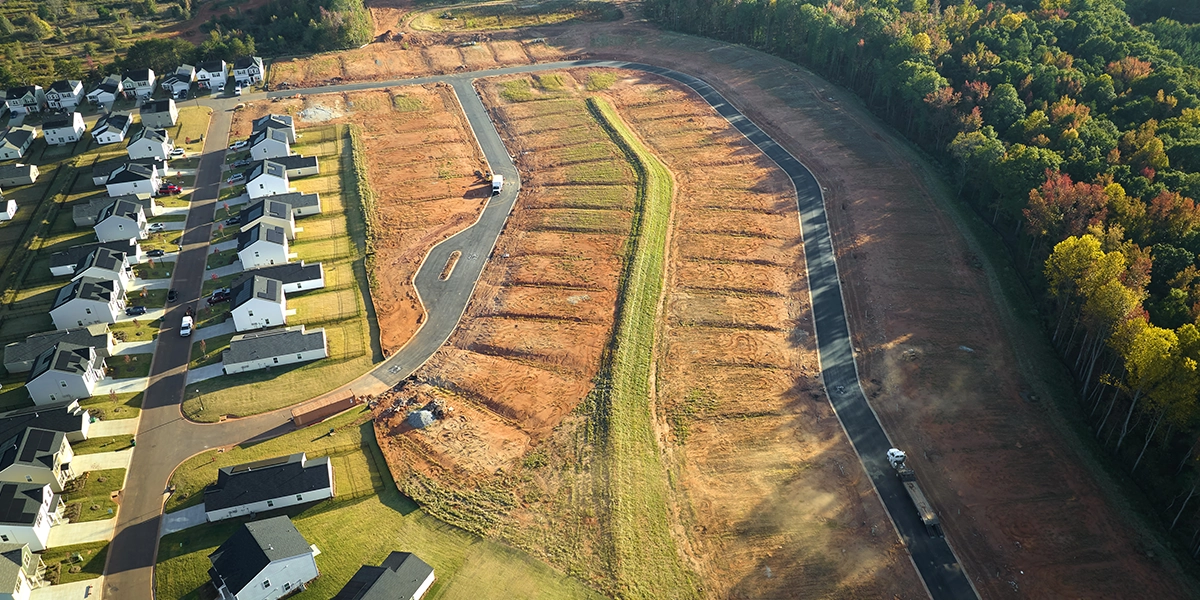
left=48, top=520, right=116, bottom=547
left=160, top=505, right=206, bottom=537
left=87, top=419, right=137, bottom=437
left=94, top=377, right=147, bottom=395
left=112, top=340, right=155, bottom=356
left=72, top=449, right=133, bottom=472
left=185, top=363, right=224, bottom=384
left=207, top=261, right=243, bottom=278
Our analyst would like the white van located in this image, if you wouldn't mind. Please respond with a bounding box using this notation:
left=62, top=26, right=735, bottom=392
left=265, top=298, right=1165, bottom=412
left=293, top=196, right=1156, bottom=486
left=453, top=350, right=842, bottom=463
left=491, top=174, right=504, bottom=195
left=180, top=316, right=193, bottom=337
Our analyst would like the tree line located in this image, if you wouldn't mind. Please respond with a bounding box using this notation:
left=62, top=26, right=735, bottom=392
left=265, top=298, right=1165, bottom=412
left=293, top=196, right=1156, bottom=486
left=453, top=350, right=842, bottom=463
left=644, top=0, right=1200, bottom=559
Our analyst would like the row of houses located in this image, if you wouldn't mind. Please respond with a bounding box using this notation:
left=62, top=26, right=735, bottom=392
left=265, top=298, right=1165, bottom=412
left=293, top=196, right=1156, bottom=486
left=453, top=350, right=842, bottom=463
left=0, top=99, right=179, bottom=165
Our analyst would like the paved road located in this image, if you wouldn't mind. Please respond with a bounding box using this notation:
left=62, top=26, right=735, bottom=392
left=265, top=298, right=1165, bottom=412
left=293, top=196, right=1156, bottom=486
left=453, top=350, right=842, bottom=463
left=101, top=61, right=975, bottom=599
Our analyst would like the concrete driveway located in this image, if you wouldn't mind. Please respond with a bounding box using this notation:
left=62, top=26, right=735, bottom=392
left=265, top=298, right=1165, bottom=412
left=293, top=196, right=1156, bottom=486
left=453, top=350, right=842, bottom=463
left=195, top=320, right=235, bottom=341
left=48, top=520, right=115, bottom=547
left=93, top=378, right=147, bottom=395
left=112, top=340, right=155, bottom=356
left=31, top=578, right=103, bottom=600
left=160, top=505, right=206, bottom=537
left=72, top=449, right=133, bottom=472
left=87, top=420, right=137, bottom=437
left=185, top=364, right=224, bottom=384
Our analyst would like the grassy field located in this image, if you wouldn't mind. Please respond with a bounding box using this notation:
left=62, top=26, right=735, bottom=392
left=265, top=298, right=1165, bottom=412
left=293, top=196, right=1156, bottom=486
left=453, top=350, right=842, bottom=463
left=41, top=541, right=109, bottom=585
left=409, top=0, right=621, bottom=31
left=105, top=353, right=153, bottom=379
left=63, top=468, right=125, bottom=523
left=586, top=97, right=699, bottom=597
left=79, top=392, right=142, bottom=420
left=181, top=126, right=377, bottom=422
left=156, top=408, right=602, bottom=599
left=165, top=107, right=215, bottom=154
left=110, top=318, right=160, bottom=343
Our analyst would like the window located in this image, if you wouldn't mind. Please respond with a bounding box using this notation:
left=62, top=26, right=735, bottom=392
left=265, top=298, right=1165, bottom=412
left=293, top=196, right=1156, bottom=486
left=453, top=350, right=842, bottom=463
left=85, top=308, right=92, bottom=314
left=283, top=582, right=292, bottom=591
left=24, top=476, right=31, bottom=482
left=60, top=381, right=67, bottom=388
left=272, top=358, right=279, bottom=364
left=266, top=500, right=273, bottom=507
left=248, top=311, right=253, bottom=317
left=296, top=354, right=302, bottom=359
left=1, top=535, right=9, bottom=542
left=296, top=495, right=303, bottom=501
left=262, top=580, right=271, bottom=589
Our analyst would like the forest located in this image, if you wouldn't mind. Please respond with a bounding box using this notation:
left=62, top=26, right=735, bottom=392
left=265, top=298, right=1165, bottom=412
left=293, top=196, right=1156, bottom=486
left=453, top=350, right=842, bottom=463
left=643, top=0, right=1200, bottom=561
left=202, top=0, right=373, bottom=57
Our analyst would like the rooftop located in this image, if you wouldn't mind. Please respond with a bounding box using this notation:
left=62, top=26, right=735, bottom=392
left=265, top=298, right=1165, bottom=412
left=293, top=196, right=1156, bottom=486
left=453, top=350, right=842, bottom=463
left=73, top=247, right=127, bottom=276
left=50, top=240, right=139, bottom=270
left=237, top=224, right=286, bottom=250
left=51, top=278, right=116, bottom=310
left=204, top=452, right=331, bottom=511
left=139, top=99, right=174, bottom=115
left=241, top=199, right=292, bottom=225
left=224, top=326, right=325, bottom=365
left=0, top=484, right=49, bottom=525
left=27, top=343, right=99, bottom=382
left=0, top=428, right=65, bottom=473
left=229, top=275, right=283, bottom=309
left=98, top=198, right=145, bottom=220
left=48, top=80, right=82, bottom=93
left=233, top=261, right=323, bottom=288
left=261, top=191, right=319, bottom=210
left=208, top=516, right=312, bottom=596
left=333, top=552, right=434, bottom=600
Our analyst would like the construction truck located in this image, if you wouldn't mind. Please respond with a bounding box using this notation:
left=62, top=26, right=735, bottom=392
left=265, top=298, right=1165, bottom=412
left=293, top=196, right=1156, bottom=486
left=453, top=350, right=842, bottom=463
left=887, top=448, right=944, bottom=537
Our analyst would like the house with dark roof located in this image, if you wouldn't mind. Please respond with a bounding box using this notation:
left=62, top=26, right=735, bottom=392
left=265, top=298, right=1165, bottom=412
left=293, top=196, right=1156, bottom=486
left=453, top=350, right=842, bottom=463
left=0, top=164, right=37, bottom=188
left=24, top=343, right=105, bottom=406
left=46, top=79, right=84, bottom=111
left=260, top=192, right=322, bottom=217
left=162, top=65, right=196, bottom=99
left=92, top=156, right=164, bottom=187
left=223, top=326, right=327, bottom=375
left=237, top=224, right=289, bottom=270
left=232, top=56, right=265, bottom=86
left=334, top=552, right=435, bottom=600
left=94, top=198, right=149, bottom=241
left=0, top=402, right=91, bottom=445
left=0, top=127, right=36, bottom=161
left=91, top=113, right=131, bottom=145
left=229, top=276, right=286, bottom=332
left=40, top=113, right=85, bottom=146
left=240, top=199, right=296, bottom=239
left=0, top=196, right=14, bottom=223
left=234, top=262, right=324, bottom=294
left=272, top=155, right=320, bottom=179
left=207, top=516, right=320, bottom=600
left=49, top=278, right=124, bottom=330
left=203, top=452, right=333, bottom=521
left=85, top=76, right=122, bottom=106
left=197, top=60, right=227, bottom=90
left=127, top=127, right=174, bottom=161
left=73, top=194, right=158, bottom=227
left=0, top=542, right=47, bottom=598
left=49, top=239, right=141, bottom=277
left=0, top=428, right=75, bottom=493
left=245, top=160, right=290, bottom=200
left=71, top=247, right=131, bottom=292
left=0, top=483, right=64, bottom=552
left=251, top=115, right=296, bottom=144
left=248, top=126, right=290, bottom=161
left=120, top=68, right=156, bottom=99
left=139, top=98, right=178, bottom=129
left=3, top=87, right=44, bottom=115
left=4, top=326, right=112, bottom=375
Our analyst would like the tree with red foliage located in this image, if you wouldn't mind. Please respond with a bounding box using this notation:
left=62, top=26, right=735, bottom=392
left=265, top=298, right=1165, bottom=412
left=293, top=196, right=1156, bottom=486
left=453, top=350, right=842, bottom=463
left=1025, top=170, right=1110, bottom=243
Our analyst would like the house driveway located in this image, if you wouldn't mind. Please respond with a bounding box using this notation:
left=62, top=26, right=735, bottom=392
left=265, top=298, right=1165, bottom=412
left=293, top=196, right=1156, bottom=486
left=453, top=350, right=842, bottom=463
left=93, top=378, right=147, bottom=396
left=129, top=278, right=170, bottom=291
left=87, top=419, right=137, bottom=437
left=153, top=222, right=186, bottom=232
left=160, top=505, right=206, bottom=537
left=209, top=240, right=238, bottom=252
left=219, top=193, right=249, bottom=207
left=30, top=578, right=103, bottom=600
left=72, top=449, right=133, bottom=473
left=159, top=206, right=191, bottom=217
left=48, top=520, right=115, bottom=547
left=196, top=320, right=235, bottom=341
left=207, top=261, right=242, bottom=278
left=115, top=307, right=165, bottom=322
left=185, top=364, right=224, bottom=384
left=112, top=340, right=155, bottom=356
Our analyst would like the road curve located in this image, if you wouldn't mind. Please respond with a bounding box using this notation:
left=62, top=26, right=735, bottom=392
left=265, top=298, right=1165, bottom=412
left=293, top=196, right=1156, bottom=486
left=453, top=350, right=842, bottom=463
left=104, top=60, right=974, bottom=598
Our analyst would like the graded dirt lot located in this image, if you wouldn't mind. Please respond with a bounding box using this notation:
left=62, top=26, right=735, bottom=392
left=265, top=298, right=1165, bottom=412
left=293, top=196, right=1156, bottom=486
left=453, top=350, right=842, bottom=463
left=231, top=85, right=489, bottom=352
left=372, top=68, right=923, bottom=598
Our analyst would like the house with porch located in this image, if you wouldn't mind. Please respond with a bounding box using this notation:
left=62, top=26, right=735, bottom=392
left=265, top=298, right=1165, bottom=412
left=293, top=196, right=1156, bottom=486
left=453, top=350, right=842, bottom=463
left=45, top=80, right=83, bottom=111
left=4, top=87, right=44, bottom=115
left=40, top=113, right=85, bottom=146
left=207, top=516, right=320, bottom=600
left=4, top=326, right=112, bottom=374
left=0, top=541, right=48, bottom=599
left=0, top=483, right=65, bottom=552
left=49, top=278, right=124, bottom=330
left=71, top=247, right=132, bottom=293
left=0, top=428, right=75, bottom=493
left=203, top=452, right=333, bottom=521
left=232, top=56, right=265, bottom=86
left=196, top=60, right=227, bottom=90
left=260, top=192, right=321, bottom=217
left=120, top=69, right=156, bottom=99
left=85, top=76, right=122, bottom=106
left=25, top=343, right=106, bottom=406
left=0, top=127, right=36, bottom=161
left=235, top=262, right=324, bottom=294
left=92, top=114, right=131, bottom=146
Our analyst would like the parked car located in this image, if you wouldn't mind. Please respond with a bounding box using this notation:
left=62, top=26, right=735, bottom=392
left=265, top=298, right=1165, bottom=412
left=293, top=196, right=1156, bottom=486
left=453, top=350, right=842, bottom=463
left=158, top=184, right=182, bottom=195
left=231, top=158, right=253, bottom=168
left=235, top=85, right=242, bottom=96
left=226, top=172, right=245, bottom=184
left=169, top=147, right=185, bottom=157
left=146, top=249, right=166, bottom=258
left=180, top=315, right=193, bottom=337
left=148, top=222, right=167, bottom=233
left=208, top=292, right=231, bottom=305
left=229, top=140, right=249, bottom=151
left=125, top=305, right=147, bottom=316
left=224, top=216, right=241, bottom=226
left=167, top=289, right=178, bottom=302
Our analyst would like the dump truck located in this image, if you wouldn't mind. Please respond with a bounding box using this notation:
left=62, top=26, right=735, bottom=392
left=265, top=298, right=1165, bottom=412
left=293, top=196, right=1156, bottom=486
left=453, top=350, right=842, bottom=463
left=887, top=448, right=943, bottom=536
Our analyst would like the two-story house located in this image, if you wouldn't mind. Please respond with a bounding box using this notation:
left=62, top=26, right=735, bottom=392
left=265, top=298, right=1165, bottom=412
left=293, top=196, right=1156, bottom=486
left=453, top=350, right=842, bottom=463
left=103, top=164, right=160, bottom=199
left=0, top=542, right=48, bottom=599
left=120, top=68, right=156, bottom=99
left=0, top=428, right=75, bottom=493
left=245, top=161, right=290, bottom=200
left=91, top=114, right=132, bottom=146
left=207, top=516, right=319, bottom=600
left=240, top=199, right=297, bottom=239
left=25, top=343, right=106, bottom=406
left=4, top=326, right=112, bottom=375
left=126, top=128, right=174, bottom=161
left=139, top=99, right=178, bottom=129
left=272, top=155, right=320, bottom=179
left=85, top=76, right=122, bottom=106
left=49, top=278, right=124, bottom=330
left=161, top=65, right=196, bottom=99
left=71, top=247, right=131, bottom=293
left=45, top=80, right=83, bottom=111
left=0, top=127, right=36, bottom=161
left=4, top=87, right=44, bottom=115
left=248, top=126, right=290, bottom=161
left=0, top=483, right=65, bottom=552
left=48, top=240, right=140, bottom=277
left=232, top=56, right=265, bottom=86
left=94, top=199, right=149, bottom=242
left=235, top=262, right=324, bottom=295
left=196, top=60, right=227, bottom=90
left=40, top=113, right=85, bottom=146
left=237, top=225, right=289, bottom=270
left=230, top=276, right=287, bottom=332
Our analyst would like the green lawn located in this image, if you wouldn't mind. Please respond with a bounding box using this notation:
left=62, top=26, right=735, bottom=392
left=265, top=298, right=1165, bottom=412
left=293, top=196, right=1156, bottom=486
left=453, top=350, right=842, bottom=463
left=150, top=214, right=189, bottom=223
left=64, top=469, right=125, bottom=523
left=110, top=319, right=160, bottom=343
left=0, top=376, right=32, bottom=413
left=166, top=107, right=215, bottom=154
left=410, top=0, right=621, bottom=31
left=206, top=249, right=238, bottom=270
left=193, top=303, right=230, bottom=330
left=219, top=185, right=246, bottom=201
left=71, top=435, right=135, bottom=455
left=106, top=353, right=153, bottom=379
left=190, top=333, right=235, bottom=369
left=80, top=392, right=142, bottom=420
left=41, top=541, right=109, bottom=585
left=133, top=260, right=175, bottom=279
left=157, top=410, right=602, bottom=600
left=141, top=230, right=184, bottom=252
left=171, top=157, right=202, bottom=170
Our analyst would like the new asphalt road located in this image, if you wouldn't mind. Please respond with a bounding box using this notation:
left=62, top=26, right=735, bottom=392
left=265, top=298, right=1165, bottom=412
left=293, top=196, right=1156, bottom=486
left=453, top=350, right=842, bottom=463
left=103, top=61, right=975, bottom=599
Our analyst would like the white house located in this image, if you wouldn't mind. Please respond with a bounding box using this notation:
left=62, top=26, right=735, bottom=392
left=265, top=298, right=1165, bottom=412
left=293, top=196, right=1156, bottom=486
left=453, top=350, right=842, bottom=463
left=230, top=276, right=286, bottom=332
left=248, top=127, right=290, bottom=161
left=49, top=278, right=124, bottom=330
left=0, top=164, right=37, bottom=188
left=126, top=128, right=174, bottom=161
left=203, top=452, right=333, bottom=521
left=237, top=225, right=289, bottom=270
left=161, top=65, right=196, bottom=99
left=45, top=80, right=83, bottom=111
left=49, top=240, right=141, bottom=277
left=196, top=60, right=227, bottom=90
left=0, top=199, right=16, bottom=222
left=71, top=247, right=131, bottom=293
left=222, top=326, right=327, bottom=375
left=40, top=113, right=85, bottom=146
left=240, top=199, right=296, bottom=239
left=139, top=99, right=178, bottom=129
left=92, top=114, right=132, bottom=146
left=0, top=428, right=75, bottom=493
left=4, top=325, right=112, bottom=374
left=120, top=68, right=156, bottom=99
left=336, top=552, right=435, bottom=600
left=0, top=542, right=47, bottom=600
left=273, top=155, right=319, bottom=179
left=104, top=164, right=160, bottom=199
left=4, top=87, right=44, bottom=115
left=85, top=76, right=122, bottom=106
left=252, top=115, right=296, bottom=144
left=207, top=516, right=319, bottom=600
left=245, top=161, right=289, bottom=200
left=232, top=56, right=265, bottom=86
left=74, top=194, right=159, bottom=226
left=236, top=262, right=324, bottom=295
left=0, top=127, right=36, bottom=161
left=0, top=483, right=64, bottom=552
left=261, top=192, right=321, bottom=217
left=94, top=199, right=148, bottom=242
left=25, top=343, right=105, bottom=405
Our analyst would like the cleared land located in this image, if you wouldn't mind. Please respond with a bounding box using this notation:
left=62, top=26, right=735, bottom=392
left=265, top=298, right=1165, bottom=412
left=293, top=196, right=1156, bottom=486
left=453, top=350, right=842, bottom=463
left=408, top=0, right=622, bottom=32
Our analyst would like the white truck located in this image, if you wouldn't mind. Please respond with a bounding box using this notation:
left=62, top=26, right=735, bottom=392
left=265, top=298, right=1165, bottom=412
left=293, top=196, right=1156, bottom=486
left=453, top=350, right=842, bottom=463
left=491, top=174, right=504, bottom=195
left=887, top=448, right=943, bottom=536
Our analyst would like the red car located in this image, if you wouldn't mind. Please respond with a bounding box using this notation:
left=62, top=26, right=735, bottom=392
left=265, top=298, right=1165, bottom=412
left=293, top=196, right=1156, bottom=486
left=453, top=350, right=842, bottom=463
left=158, top=184, right=182, bottom=195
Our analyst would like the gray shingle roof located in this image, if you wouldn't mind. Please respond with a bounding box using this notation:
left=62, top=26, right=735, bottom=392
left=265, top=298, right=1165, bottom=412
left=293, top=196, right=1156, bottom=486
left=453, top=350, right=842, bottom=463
left=0, top=404, right=88, bottom=447
left=4, top=87, right=37, bottom=101
left=27, top=343, right=98, bottom=382
left=50, top=240, right=138, bottom=270
left=0, top=484, right=48, bottom=525
left=49, top=80, right=81, bottom=94
left=92, top=114, right=131, bottom=136
left=41, top=116, right=77, bottom=131
left=248, top=126, right=289, bottom=148
left=0, top=543, right=31, bottom=594
left=0, top=428, right=65, bottom=471
left=252, top=114, right=293, bottom=132
left=333, top=552, right=434, bottom=600
left=223, top=326, right=325, bottom=365
left=74, top=247, right=126, bottom=277
left=233, top=262, right=322, bottom=288
left=237, top=224, right=286, bottom=251
left=122, top=68, right=152, bottom=83
left=240, top=199, right=292, bottom=226
left=229, top=275, right=283, bottom=310
left=92, top=157, right=162, bottom=182
left=2, top=128, right=34, bottom=149
left=198, top=60, right=226, bottom=74
left=0, top=163, right=36, bottom=181
left=273, top=155, right=317, bottom=173
left=130, top=127, right=169, bottom=144
left=233, top=56, right=262, bottom=71
left=204, top=452, right=331, bottom=511
left=139, top=99, right=173, bottom=116
left=51, top=278, right=116, bottom=310
left=4, top=326, right=110, bottom=367
left=263, top=192, right=320, bottom=211
left=208, top=516, right=313, bottom=596
left=104, top=164, right=154, bottom=185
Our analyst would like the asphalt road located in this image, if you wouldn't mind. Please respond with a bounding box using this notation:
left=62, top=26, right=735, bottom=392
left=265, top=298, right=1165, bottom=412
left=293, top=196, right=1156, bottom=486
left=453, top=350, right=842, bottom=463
left=101, top=61, right=975, bottom=599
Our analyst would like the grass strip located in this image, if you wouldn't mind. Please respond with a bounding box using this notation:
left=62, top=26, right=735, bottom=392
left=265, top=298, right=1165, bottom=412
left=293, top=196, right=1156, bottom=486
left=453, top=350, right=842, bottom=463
left=348, top=124, right=379, bottom=289
left=586, top=97, right=699, bottom=599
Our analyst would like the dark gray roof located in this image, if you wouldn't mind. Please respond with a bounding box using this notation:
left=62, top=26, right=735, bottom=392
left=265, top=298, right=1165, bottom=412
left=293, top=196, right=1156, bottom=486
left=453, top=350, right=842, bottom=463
left=233, top=262, right=322, bottom=288
left=5, top=326, right=109, bottom=367
left=2, top=128, right=33, bottom=149
left=74, top=194, right=146, bottom=225
left=233, top=56, right=262, bottom=70
left=0, top=428, right=65, bottom=472
left=273, top=155, right=317, bottom=172
left=122, top=68, right=152, bottom=82
left=223, top=326, right=325, bottom=365
left=51, top=278, right=116, bottom=310
left=333, top=552, right=433, bottom=600
left=99, top=199, right=143, bottom=221
left=249, top=127, right=289, bottom=149
left=96, top=78, right=120, bottom=94
left=204, top=452, right=331, bottom=511
left=0, top=404, right=88, bottom=446
left=49, top=80, right=81, bottom=93
left=105, top=164, right=154, bottom=185
left=27, top=343, right=98, bottom=382
left=41, top=116, right=79, bottom=131
left=74, top=247, right=127, bottom=277
left=93, top=114, right=131, bottom=136
left=0, top=484, right=48, bottom=525
left=229, top=275, right=283, bottom=310
left=245, top=160, right=286, bottom=183
left=139, top=99, right=173, bottom=115
left=237, top=224, right=286, bottom=251
left=4, top=87, right=37, bottom=101
left=0, top=543, right=32, bottom=594
left=51, top=240, right=138, bottom=269
left=241, top=199, right=292, bottom=225
left=252, top=114, right=292, bottom=132
left=208, top=516, right=313, bottom=596
left=92, top=157, right=162, bottom=181
left=198, top=60, right=226, bottom=73
left=130, top=127, right=169, bottom=145
left=0, top=163, right=35, bottom=180
left=264, top=192, right=320, bottom=211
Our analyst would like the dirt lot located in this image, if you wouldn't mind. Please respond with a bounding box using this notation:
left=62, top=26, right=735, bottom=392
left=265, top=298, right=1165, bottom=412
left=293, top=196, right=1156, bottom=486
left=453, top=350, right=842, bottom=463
left=230, top=85, right=489, bottom=352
